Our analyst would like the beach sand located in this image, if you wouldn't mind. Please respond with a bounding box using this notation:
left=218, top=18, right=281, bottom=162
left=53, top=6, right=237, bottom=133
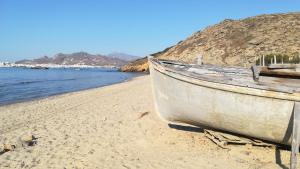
left=0, top=75, right=296, bottom=169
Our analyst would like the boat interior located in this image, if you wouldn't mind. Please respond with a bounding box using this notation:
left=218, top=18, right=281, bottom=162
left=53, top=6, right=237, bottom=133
left=150, top=58, right=300, bottom=94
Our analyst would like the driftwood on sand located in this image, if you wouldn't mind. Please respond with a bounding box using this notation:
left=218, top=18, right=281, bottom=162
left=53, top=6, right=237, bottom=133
left=204, top=130, right=274, bottom=149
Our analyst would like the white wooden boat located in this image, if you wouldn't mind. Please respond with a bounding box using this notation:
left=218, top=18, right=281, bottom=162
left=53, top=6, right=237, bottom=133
left=149, top=58, right=300, bottom=145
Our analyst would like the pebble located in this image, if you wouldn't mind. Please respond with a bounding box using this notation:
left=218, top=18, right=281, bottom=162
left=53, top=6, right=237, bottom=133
left=0, top=143, right=16, bottom=153
left=20, top=135, right=38, bottom=146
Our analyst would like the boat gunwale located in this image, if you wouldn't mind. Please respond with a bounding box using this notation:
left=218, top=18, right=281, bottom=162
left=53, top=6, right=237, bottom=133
left=149, top=58, right=300, bottom=102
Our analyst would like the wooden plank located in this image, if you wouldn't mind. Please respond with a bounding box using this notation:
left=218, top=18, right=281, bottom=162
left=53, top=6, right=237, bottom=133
left=260, top=67, right=300, bottom=78
left=268, top=64, right=300, bottom=69
left=260, top=56, right=262, bottom=66
left=185, top=67, right=300, bottom=93
left=204, top=129, right=273, bottom=147
left=251, top=65, right=260, bottom=81
left=151, top=58, right=300, bottom=94
left=291, top=102, right=300, bottom=169
left=204, top=130, right=228, bottom=149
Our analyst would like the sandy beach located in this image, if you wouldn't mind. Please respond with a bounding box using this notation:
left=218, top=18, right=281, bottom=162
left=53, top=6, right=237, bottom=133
left=0, top=75, right=296, bottom=169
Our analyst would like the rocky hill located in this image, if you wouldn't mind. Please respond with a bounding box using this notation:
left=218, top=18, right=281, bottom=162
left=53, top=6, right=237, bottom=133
left=121, top=12, right=300, bottom=72
left=16, top=52, right=129, bottom=67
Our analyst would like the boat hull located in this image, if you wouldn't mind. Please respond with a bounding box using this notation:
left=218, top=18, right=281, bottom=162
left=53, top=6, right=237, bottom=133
left=149, top=62, right=295, bottom=145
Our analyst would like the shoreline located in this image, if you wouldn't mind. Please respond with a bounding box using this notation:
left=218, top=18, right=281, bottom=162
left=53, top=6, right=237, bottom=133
left=0, top=75, right=296, bottom=168
left=0, top=73, right=144, bottom=107
left=0, top=64, right=120, bottom=69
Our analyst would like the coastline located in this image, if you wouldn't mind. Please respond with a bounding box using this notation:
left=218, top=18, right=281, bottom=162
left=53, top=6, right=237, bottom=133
left=0, top=63, right=120, bottom=69
left=0, top=75, right=295, bottom=168
left=0, top=71, right=144, bottom=107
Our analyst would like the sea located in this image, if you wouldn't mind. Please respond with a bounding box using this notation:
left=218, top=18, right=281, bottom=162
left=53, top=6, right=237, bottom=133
left=0, top=67, right=141, bottom=106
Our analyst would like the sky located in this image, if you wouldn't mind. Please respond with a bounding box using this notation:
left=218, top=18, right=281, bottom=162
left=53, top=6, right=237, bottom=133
left=0, top=0, right=299, bottom=62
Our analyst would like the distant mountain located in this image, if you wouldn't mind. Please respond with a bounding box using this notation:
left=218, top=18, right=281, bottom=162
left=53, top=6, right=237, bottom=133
left=16, top=52, right=129, bottom=66
left=107, top=52, right=140, bottom=61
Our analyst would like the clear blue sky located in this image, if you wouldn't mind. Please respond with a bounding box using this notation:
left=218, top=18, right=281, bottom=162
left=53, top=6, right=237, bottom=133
left=0, top=0, right=299, bottom=61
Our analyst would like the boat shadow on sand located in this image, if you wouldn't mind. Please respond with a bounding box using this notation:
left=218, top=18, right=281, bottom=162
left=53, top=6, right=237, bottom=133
left=168, top=123, right=291, bottom=169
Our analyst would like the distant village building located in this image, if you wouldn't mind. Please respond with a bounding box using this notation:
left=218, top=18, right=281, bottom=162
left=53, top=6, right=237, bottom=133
left=0, top=62, right=13, bottom=67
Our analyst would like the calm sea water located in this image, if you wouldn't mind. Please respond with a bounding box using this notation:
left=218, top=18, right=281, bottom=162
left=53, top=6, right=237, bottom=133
left=0, top=67, right=141, bottom=106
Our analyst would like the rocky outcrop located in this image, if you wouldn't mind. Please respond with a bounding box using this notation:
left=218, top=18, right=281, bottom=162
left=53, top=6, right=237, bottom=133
left=120, top=46, right=174, bottom=72
left=120, top=57, right=149, bottom=72
left=121, top=12, right=300, bottom=72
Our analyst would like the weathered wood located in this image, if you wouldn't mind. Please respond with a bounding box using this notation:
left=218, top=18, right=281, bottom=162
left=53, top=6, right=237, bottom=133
left=271, top=58, right=273, bottom=64
left=204, top=130, right=228, bottom=149
left=260, top=56, right=262, bottom=66
left=260, top=67, right=300, bottom=78
left=204, top=129, right=273, bottom=147
left=268, top=64, right=300, bottom=69
left=151, top=59, right=300, bottom=96
left=251, top=65, right=260, bottom=81
left=197, top=54, right=203, bottom=65
left=291, top=102, right=300, bottom=169
left=149, top=58, right=300, bottom=145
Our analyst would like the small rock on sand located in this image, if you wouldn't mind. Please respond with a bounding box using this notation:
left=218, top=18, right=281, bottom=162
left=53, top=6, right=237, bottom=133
left=20, top=135, right=38, bottom=146
left=0, top=144, right=16, bottom=154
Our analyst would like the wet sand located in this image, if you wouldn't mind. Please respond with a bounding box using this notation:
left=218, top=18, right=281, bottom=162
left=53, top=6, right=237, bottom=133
left=0, top=75, right=296, bottom=169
